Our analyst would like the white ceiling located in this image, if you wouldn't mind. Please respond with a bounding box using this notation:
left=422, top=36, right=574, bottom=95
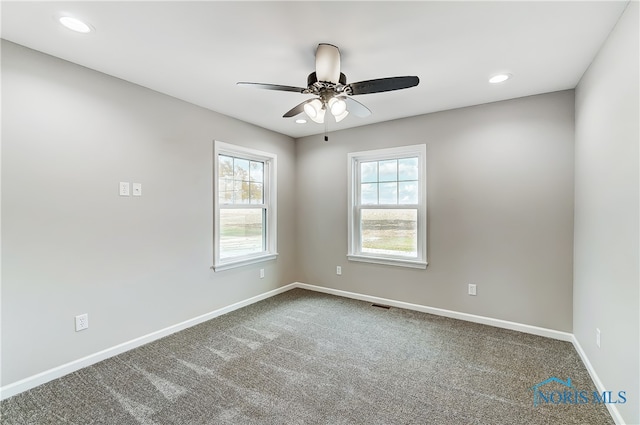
left=1, top=1, right=628, bottom=138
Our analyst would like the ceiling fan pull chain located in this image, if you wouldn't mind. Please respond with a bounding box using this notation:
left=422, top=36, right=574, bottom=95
left=324, top=119, right=329, bottom=142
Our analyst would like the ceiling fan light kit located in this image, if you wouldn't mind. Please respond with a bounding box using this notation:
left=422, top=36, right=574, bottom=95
left=238, top=43, right=419, bottom=139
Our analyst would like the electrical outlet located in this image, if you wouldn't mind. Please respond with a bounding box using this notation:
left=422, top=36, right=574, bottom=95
left=260, top=268, right=264, bottom=279
left=336, top=266, right=342, bottom=276
left=596, top=328, right=601, bottom=348
left=119, top=182, right=130, bottom=196
left=75, top=314, right=89, bottom=332
left=468, top=284, right=477, bottom=296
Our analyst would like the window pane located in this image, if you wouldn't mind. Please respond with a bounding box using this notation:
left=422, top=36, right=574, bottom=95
left=379, top=182, right=398, bottom=204
left=219, top=178, right=234, bottom=204
left=220, top=208, right=264, bottom=259
left=399, top=181, right=418, bottom=204
left=250, top=183, right=263, bottom=204
left=398, top=157, right=418, bottom=181
left=234, top=158, right=250, bottom=181
left=361, top=161, right=378, bottom=183
left=378, top=160, right=397, bottom=182
left=250, top=161, right=264, bottom=183
left=361, top=183, right=378, bottom=205
left=234, top=180, right=250, bottom=204
left=219, top=155, right=234, bottom=178
left=361, top=209, right=417, bottom=257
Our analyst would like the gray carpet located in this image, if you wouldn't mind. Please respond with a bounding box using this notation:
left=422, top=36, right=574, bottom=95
left=1, top=288, right=614, bottom=424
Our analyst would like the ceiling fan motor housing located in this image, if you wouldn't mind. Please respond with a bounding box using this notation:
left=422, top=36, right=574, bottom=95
left=315, top=43, right=341, bottom=83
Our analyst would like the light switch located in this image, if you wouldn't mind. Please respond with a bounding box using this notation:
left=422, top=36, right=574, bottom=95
left=133, top=183, right=142, bottom=196
left=119, top=182, right=130, bottom=196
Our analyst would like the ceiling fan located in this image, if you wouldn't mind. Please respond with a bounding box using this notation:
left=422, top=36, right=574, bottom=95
left=238, top=44, right=420, bottom=127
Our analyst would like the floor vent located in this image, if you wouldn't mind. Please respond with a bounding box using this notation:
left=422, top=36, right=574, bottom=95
left=371, top=304, right=391, bottom=310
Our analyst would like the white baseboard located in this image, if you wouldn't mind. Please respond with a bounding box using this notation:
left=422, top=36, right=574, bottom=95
left=2, top=279, right=618, bottom=425
left=571, top=335, right=625, bottom=425
left=0, top=283, right=297, bottom=401
left=293, top=282, right=573, bottom=342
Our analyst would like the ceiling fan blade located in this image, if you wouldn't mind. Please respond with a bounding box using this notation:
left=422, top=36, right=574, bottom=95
left=344, top=97, right=371, bottom=118
left=237, top=82, right=306, bottom=93
left=315, top=43, right=341, bottom=84
left=283, top=99, right=315, bottom=118
left=348, top=76, right=419, bottom=95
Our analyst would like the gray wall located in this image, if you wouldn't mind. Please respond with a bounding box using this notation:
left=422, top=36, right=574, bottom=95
left=296, top=91, right=575, bottom=332
left=1, top=41, right=297, bottom=386
left=574, top=2, right=639, bottom=424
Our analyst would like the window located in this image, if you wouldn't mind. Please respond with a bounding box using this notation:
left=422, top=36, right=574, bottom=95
left=213, top=141, right=277, bottom=271
left=348, top=144, right=427, bottom=268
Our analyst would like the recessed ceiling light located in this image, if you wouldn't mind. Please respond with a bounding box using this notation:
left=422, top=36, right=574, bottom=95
left=489, top=73, right=512, bottom=84
left=295, top=118, right=307, bottom=124
left=59, top=16, right=92, bottom=33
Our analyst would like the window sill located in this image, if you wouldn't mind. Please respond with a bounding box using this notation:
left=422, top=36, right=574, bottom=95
left=212, top=253, right=278, bottom=272
left=347, top=254, right=427, bottom=269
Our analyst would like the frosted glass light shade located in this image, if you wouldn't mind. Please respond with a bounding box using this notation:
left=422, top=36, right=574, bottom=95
left=334, top=110, right=349, bottom=122
left=329, top=97, right=347, bottom=116
left=304, top=102, right=317, bottom=118
left=304, top=99, right=325, bottom=123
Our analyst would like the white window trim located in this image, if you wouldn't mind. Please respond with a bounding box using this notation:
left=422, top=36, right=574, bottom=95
left=347, top=144, right=428, bottom=269
left=213, top=141, right=278, bottom=272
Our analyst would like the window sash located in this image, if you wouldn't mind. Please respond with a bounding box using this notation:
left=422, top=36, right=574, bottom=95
left=219, top=207, right=267, bottom=260
left=356, top=207, right=419, bottom=259
left=353, top=205, right=423, bottom=260
left=218, top=155, right=265, bottom=205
